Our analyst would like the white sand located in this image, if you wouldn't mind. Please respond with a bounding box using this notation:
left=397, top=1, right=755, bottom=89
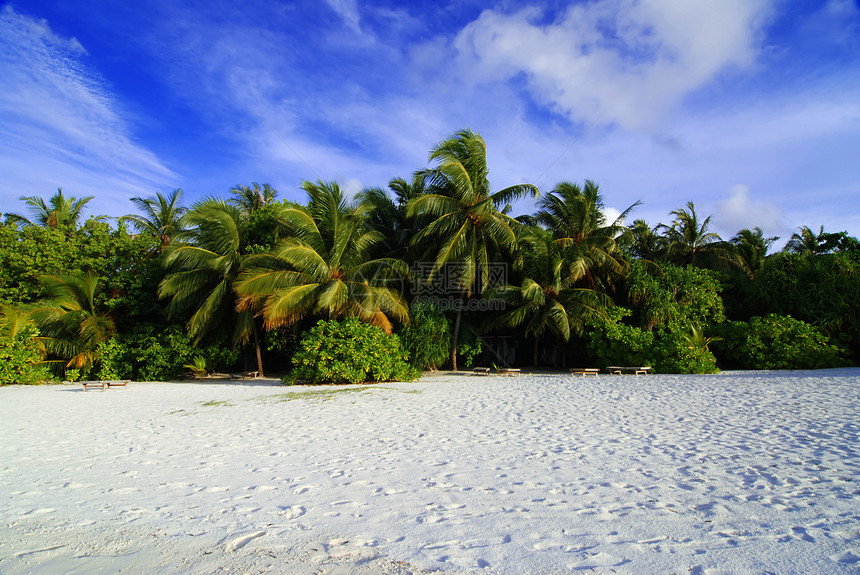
left=2, top=369, right=860, bottom=574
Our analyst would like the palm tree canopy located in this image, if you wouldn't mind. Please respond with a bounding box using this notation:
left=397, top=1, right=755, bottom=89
left=7, top=188, right=99, bottom=229
left=230, top=183, right=278, bottom=214
left=119, top=188, right=188, bottom=253
left=407, top=128, right=538, bottom=294
left=784, top=225, right=826, bottom=255
left=158, top=199, right=250, bottom=344
left=235, top=180, right=409, bottom=334
left=659, top=201, right=736, bottom=269
left=534, top=180, right=639, bottom=287
left=29, top=271, right=115, bottom=369
left=732, top=227, right=779, bottom=278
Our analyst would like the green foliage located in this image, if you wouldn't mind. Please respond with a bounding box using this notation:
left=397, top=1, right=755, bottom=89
left=584, top=307, right=656, bottom=368
left=290, top=318, right=419, bottom=385
left=583, top=307, right=720, bottom=373
left=0, top=327, right=52, bottom=385
left=397, top=303, right=451, bottom=370
left=713, top=314, right=849, bottom=370
left=627, top=261, right=725, bottom=331
left=456, top=330, right=483, bottom=369
left=97, top=325, right=238, bottom=381
left=184, top=356, right=208, bottom=380
left=750, top=252, right=860, bottom=360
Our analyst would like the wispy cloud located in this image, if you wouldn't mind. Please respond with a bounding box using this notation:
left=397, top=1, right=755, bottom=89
left=0, top=5, right=177, bottom=217
left=454, top=0, right=775, bottom=131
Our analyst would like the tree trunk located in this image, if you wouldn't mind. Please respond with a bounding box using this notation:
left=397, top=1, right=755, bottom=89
left=252, top=320, right=265, bottom=377
left=450, top=306, right=462, bottom=371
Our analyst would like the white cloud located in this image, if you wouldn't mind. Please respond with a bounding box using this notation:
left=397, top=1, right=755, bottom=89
left=454, top=0, right=775, bottom=131
left=713, top=184, right=786, bottom=238
left=0, top=6, right=176, bottom=217
left=324, top=0, right=363, bottom=35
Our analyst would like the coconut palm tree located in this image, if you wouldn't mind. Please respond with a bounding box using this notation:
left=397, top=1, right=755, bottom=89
left=6, top=188, right=100, bottom=229
left=158, top=199, right=264, bottom=375
left=357, top=174, right=428, bottom=261
left=229, top=183, right=278, bottom=214
left=29, top=271, right=115, bottom=370
left=119, top=189, right=188, bottom=254
left=659, top=202, right=736, bottom=269
left=534, top=180, right=639, bottom=289
left=731, top=227, right=779, bottom=279
left=783, top=225, right=826, bottom=255
left=234, top=180, right=409, bottom=335
left=488, top=227, right=608, bottom=367
left=406, top=129, right=538, bottom=370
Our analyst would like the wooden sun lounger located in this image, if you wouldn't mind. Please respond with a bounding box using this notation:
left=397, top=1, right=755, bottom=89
left=230, top=371, right=259, bottom=380
left=473, top=367, right=491, bottom=376
left=499, top=367, right=521, bottom=376
left=570, top=367, right=600, bottom=377
left=82, top=380, right=130, bottom=391
left=606, top=366, right=652, bottom=375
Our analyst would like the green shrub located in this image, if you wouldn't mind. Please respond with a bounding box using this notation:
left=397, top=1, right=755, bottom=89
left=584, top=307, right=656, bottom=368
left=397, top=303, right=450, bottom=370
left=713, top=314, right=849, bottom=370
left=97, top=325, right=239, bottom=381
left=290, top=318, right=420, bottom=385
left=0, top=328, right=53, bottom=385
left=583, top=308, right=720, bottom=373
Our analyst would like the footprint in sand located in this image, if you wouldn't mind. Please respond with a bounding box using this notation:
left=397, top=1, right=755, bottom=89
left=225, top=530, right=266, bottom=552
left=278, top=505, right=307, bottom=519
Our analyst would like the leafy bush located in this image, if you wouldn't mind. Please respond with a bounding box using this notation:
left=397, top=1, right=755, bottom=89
left=583, top=308, right=720, bottom=373
left=0, top=328, right=53, bottom=385
left=713, top=314, right=849, bottom=370
left=584, top=307, right=656, bottom=368
left=397, top=303, right=451, bottom=370
left=97, top=325, right=239, bottom=381
left=290, top=318, right=419, bottom=385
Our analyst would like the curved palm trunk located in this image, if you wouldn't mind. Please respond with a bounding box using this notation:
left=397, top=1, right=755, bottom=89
left=252, top=320, right=264, bottom=377
left=450, top=306, right=462, bottom=371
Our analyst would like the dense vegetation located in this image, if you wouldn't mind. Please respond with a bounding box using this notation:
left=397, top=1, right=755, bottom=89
left=1, top=131, right=857, bottom=384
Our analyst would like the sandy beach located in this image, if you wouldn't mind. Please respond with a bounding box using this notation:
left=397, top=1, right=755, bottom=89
left=2, top=369, right=859, bottom=574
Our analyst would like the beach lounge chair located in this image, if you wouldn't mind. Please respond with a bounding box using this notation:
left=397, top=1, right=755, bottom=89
left=606, top=366, right=652, bottom=375
left=81, top=380, right=105, bottom=391
left=107, top=380, right=129, bottom=389
left=499, top=367, right=521, bottom=376
left=570, top=367, right=599, bottom=377
left=473, top=367, right=490, bottom=376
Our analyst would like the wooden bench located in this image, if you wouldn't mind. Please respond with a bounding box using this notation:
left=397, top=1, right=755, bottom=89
left=499, top=368, right=521, bottom=376
left=472, top=367, right=491, bottom=376
left=569, top=368, right=600, bottom=377
left=606, top=366, right=652, bottom=376
left=81, top=380, right=129, bottom=391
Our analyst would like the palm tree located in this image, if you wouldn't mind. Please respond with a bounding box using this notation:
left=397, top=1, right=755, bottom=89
left=6, top=188, right=100, bottom=229
left=235, top=180, right=409, bottom=334
left=488, top=228, right=608, bottom=367
left=230, top=183, right=278, bottom=214
left=158, top=199, right=264, bottom=375
left=534, top=180, right=639, bottom=290
left=357, top=174, right=427, bottom=261
left=624, top=219, right=664, bottom=261
left=406, top=129, right=538, bottom=370
left=119, top=189, right=188, bottom=254
left=732, top=227, right=779, bottom=279
left=659, top=201, right=736, bottom=269
left=29, top=271, right=116, bottom=370
left=783, top=225, right=825, bottom=255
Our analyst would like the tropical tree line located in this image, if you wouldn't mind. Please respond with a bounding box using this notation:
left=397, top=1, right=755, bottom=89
left=1, top=129, right=857, bottom=383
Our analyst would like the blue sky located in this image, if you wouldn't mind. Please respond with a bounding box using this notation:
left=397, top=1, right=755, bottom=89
left=1, top=0, right=858, bottom=245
